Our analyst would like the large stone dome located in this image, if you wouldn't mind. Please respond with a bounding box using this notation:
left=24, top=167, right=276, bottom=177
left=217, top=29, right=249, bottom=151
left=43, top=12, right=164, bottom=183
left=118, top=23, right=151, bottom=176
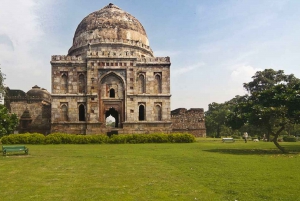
left=68, top=3, right=153, bottom=57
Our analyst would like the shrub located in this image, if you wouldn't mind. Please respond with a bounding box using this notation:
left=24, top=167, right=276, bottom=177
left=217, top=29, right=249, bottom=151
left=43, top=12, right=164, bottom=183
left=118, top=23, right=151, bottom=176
left=1, top=133, right=195, bottom=144
left=0, top=133, right=45, bottom=144
left=231, top=135, right=241, bottom=139
left=283, top=136, right=297, bottom=142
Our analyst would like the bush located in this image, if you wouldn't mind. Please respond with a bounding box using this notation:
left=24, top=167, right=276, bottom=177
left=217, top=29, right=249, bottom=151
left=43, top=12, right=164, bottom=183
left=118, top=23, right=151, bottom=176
left=283, top=136, right=297, bottom=142
left=0, top=133, right=45, bottom=144
left=231, top=135, right=241, bottom=139
left=0, top=133, right=195, bottom=144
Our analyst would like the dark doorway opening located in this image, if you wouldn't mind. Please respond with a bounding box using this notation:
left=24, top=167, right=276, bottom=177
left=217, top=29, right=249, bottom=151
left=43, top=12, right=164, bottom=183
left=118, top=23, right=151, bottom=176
left=139, top=105, right=145, bottom=121
left=107, top=130, right=118, bottom=137
left=109, top=88, right=115, bottom=98
left=105, top=107, right=119, bottom=128
left=79, top=104, right=85, bottom=121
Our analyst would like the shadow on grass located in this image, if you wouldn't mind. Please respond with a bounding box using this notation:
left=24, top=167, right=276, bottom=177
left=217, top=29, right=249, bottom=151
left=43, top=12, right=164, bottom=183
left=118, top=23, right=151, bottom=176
left=204, top=145, right=300, bottom=155
left=203, top=148, right=281, bottom=155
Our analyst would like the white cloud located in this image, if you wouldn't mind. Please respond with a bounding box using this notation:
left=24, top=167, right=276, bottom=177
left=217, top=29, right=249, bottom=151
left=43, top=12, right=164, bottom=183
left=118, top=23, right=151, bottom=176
left=0, top=0, right=58, bottom=91
left=231, top=65, right=262, bottom=82
left=172, top=62, right=205, bottom=77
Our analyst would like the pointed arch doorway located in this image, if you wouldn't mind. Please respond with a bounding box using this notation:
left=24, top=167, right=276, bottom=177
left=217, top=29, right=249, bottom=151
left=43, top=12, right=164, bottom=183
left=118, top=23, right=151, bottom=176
left=105, top=107, right=119, bottom=128
left=99, top=71, right=125, bottom=128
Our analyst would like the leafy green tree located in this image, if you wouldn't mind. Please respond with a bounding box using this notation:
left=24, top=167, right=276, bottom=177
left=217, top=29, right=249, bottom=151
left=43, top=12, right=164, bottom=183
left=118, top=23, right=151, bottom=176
left=0, top=105, right=18, bottom=137
left=0, top=67, right=18, bottom=137
left=205, top=102, right=233, bottom=137
left=0, top=66, right=5, bottom=93
left=227, top=70, right=300, bottom=153
left=243, top=69, right=299, bottom=94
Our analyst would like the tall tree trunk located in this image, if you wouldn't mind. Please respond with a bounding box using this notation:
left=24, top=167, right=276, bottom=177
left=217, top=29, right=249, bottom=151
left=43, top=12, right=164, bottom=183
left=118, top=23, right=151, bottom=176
left=272, top=126, right=286, bottom=153
left=216, top=125, right=220, bottom=138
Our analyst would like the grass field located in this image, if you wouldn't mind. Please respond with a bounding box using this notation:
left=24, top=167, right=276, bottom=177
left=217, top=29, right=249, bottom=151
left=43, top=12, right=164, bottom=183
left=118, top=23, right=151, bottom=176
left=1, top=140, right=300, bottom=201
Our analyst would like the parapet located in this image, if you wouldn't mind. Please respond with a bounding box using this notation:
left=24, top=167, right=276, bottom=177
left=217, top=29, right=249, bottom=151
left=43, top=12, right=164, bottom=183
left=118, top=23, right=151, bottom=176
left=51, top=55, right=83, bottom=62
left=69, top=38, right=153, bottom=56
left=85, top=50, right=170, bottom=64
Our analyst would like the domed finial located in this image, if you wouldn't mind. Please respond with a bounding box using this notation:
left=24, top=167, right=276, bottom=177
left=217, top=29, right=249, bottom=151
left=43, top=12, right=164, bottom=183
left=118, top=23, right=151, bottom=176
left=103, top=3, right=120, bottom=9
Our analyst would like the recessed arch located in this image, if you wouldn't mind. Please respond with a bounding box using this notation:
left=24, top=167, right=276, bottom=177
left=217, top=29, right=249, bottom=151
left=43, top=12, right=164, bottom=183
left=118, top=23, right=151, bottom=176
left=109, top=88, right=115, bottom=98
left=139, top=104, right=145, bottom=121
left=105, top=108, right=119, bottom=128
left=78, top=104, right=85, bottom=121
left=99, top=71, right=126, bottom=86
left=138, top=74, right=145, bottom=93
left=99, top=71, right=125, bottom=99
left=61, top=104, right=68, bottom=121
left=61, top=74, right=68, bottom=93
left=78, top=73, right=86, bottom=93
left=154, top=74, right=162, bottom=94
left=155, top=104, right=162, bottom=121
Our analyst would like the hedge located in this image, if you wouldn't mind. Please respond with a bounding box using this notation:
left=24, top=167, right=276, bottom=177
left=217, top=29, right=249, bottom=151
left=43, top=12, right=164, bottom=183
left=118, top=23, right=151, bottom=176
left=0, top=133, right=195, bottom=144
left=283, top=136, right=297, bottom=142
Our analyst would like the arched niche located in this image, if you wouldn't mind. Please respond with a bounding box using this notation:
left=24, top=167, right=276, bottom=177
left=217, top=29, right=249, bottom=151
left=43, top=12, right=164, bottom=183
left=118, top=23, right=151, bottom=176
left=99, top=72, right=125, bottom=99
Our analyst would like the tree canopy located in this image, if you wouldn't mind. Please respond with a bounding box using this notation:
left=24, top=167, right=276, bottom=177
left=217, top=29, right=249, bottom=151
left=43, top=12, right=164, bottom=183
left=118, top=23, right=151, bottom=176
left=0, top=66, right=5, bottom=94
left=0, top=105, right=18, bottom=137
left=243, top=69, right=299, bottom=94
left=227, top=69, right=300, bottom=152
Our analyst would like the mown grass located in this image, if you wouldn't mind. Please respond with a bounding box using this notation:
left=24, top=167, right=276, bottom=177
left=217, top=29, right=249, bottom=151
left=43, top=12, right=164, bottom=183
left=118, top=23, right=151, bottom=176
left=1, top=140, right=300, bottom=201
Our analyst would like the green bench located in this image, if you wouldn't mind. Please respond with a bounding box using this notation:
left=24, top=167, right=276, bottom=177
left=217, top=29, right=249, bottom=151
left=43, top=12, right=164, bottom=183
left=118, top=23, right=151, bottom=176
left=222, top=138, right=235, bottom=143
left=2, top=145, right=29, bottom=156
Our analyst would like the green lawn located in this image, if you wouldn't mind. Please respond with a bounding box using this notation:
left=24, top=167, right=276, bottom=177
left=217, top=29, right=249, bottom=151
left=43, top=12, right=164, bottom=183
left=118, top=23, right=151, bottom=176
left=1, top=140, right=300, bottom=201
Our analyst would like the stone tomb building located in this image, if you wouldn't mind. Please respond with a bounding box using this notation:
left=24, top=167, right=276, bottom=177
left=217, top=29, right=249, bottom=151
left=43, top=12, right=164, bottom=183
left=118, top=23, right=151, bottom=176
left=5, top=86, right=51, bottom=134
left=5, top=3, right=206, bottom=137
left=51, top=4, right=172, bottom=134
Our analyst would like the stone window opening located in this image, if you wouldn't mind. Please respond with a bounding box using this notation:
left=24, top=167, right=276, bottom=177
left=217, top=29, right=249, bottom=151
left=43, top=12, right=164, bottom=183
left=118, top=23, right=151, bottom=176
left=154, top=74, right=162, bottom=94
left=109, top=88, right=115, bottom=98
left=139, top=104, right=145, bottom=121
left=79, top=104, right=85, bottom=121
left=138, top=74, right=145, bottom=94
left=61, top=73, right=68, bottom=93
left=61, top=104, right=68, bottom=121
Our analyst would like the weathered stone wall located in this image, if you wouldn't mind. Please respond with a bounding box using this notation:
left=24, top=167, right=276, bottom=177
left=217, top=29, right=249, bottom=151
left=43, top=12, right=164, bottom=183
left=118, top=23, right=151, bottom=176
left=171, top=108, right=206, bottom=137
left=51, top=52, right=172, bottom=134
left=51, top=95, right=88, bottom=123
left=51, top=60, right=86, bottom=94
left=9, top=101, right=51, bottom=134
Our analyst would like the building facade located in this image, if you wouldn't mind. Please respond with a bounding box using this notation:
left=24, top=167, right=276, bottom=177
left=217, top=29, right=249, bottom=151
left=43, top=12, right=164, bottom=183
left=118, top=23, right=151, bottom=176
left=51, top=3, right=172, bottom=134
left=5, top=86, right=51, bottom=134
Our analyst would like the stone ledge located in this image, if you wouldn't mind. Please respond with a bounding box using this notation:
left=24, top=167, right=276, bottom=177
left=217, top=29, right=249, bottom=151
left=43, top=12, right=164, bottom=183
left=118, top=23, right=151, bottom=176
left=127, top=94, right=171, bottom=97
left=123, top=121, right=172, bottom=124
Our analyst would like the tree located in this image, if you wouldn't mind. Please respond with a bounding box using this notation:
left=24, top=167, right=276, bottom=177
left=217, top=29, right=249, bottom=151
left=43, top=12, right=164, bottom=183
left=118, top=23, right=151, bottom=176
left=243, top=69, right=299, bottom=94
left=0, top=66, right=5, bottom=94
left=0, top=105, right=18, bottom=137
left=205, top=102, right=229, bottom=137
left=0, top=66, right=18, bottom=137
left=227, top=69, right=300, bottom=153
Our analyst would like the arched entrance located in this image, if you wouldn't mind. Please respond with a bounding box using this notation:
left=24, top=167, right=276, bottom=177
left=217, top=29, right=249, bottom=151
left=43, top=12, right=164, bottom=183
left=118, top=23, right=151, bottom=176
left=105, top=107, right=119, bottom=128
left=99, top=72, right=125, bottom=128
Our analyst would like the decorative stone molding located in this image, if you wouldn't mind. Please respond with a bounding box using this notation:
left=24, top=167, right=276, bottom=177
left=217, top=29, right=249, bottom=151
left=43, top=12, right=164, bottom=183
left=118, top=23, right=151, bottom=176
left=51, top=55, right=82, bottom=61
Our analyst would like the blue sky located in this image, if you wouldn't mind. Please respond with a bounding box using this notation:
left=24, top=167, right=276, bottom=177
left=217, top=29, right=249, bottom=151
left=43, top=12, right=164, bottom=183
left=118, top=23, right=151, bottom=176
left=1, top=0, right=300, bottom=111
